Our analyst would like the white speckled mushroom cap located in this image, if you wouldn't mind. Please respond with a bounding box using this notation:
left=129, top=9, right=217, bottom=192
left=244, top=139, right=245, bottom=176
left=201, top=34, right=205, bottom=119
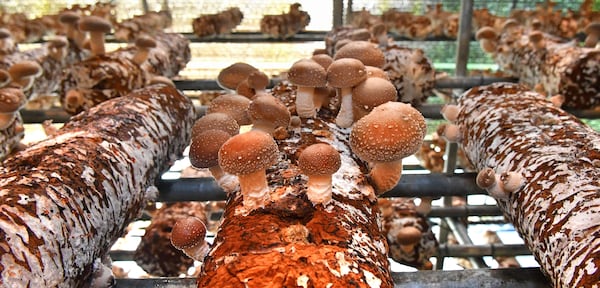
left=191, top=112, right=240, bottom=137
left=218, top=130, right=278, bottom=175
left=298, top=143, right=341, bottom=176
left=189, top=129, right=232, bottom=169
left=350, top=101, right=426, bottom=163
left=287, top=59, right=327, bottom=87
left=334, top=40, right=386, bottom=68
left=171, top=217, right=207, bottom=250
left=206, top=94, right=252, bottom=126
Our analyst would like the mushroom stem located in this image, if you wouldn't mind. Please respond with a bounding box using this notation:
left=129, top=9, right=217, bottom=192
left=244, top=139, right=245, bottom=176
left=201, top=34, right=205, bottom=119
left=239, top=169, right=271, bottom=209
left=132, top=49, right=150, bottom=65
left=295, top=85, right=316, bottom=118
left=208, top=165, right=226, bottom=180
left=89, top=31, right=106, bottom=56
left=65, top=89, right=85, bottom=112
left=305, top=174, right=333, bottom=205
left=251, top=119, right=277, bottom=134
left=415, top=197, right=433, bottom=215
left=369, top=159, right=403, bottom=194
left=0, top=113, right=16, bottom=130
left=335, top=87, right=354, bottom=128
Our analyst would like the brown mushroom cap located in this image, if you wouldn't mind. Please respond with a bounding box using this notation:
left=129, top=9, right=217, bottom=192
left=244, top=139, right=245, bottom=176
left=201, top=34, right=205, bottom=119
left=287, top=59, right=327, bottom=87
left=502, top=19, right=520, bottom=32
left=58, top=11, right=81, bottom=24
left=298, top=143, right=341, bottom=176
left=584, top=22, right=600, bottom=34
left=78, top=15, right=112, bottom=33
left=8, top=61, right=42, bottom=79
left=365, top=66, right=389, bottom=80
left=0, top=70, right=10, bottom=87
left=310, top=54, right=334, bottom=70
left=47, top=37, right=68, bottom=49
left=148, top=76, right=175, bottom=87
left=217, top=62, right=259, bottom=90
left=170, top=217, right=207, bottom=250
left=246, top=70, right=269, bottom=90
left=135, top=35, right=157, bottom=48
left=0, top=87, right=26, bottom=113
left=206, top=94, right=252, bottom=126
left=475, top=27, right=497, bottom=40
left=327, top=58, right=367, bottom=88
left=248, top=94, right=291, bottom=130
left=218, top=130, right=279, bottom=175
left=189, top=129, right=232, bottom=168
left=352, top=77, right=398, bottom=112
left=191, top=112, right=240, bottom=137
left=528, top=31, right=544, bottom=43
left=0, top=28, right=12, bottom=39
left=396, top=226, right=422, bottom=245
left=350, top=101, right=426, bottom=163
left=334, top=41, right=386, bottom=68
left=476, top=168, right=497, bottom=189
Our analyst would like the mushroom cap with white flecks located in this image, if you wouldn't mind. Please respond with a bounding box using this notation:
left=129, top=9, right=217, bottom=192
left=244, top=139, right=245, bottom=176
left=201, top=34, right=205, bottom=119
left=334, top=40, right=385, bottom=68
left=218, top=130, right=278, bottom=175
left=287, top=58, right=327, bottom=87
left=248, top=94, right=291, bottom=129
left=298, top=143, right=341, bottom=176
left=350, top=101, right=426, bottom=163
left=0, top=87, right=26, bottom=114
left=189, top=129, right=232, bottom=169
left=171, top=216, right=207, bottom=250
left=326, top=58, right=367, bottom=88
left=206, top=93, right=252, bottom=126
left=217, top=62, right=258, bottom=90
left=191, top=112, right=239, bottom=137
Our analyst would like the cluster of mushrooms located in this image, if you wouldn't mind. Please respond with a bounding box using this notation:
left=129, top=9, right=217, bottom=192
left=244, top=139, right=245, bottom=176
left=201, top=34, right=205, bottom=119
left=170, top=33, right=428, bottom=262
left=191, top=7, right=244, bottom=38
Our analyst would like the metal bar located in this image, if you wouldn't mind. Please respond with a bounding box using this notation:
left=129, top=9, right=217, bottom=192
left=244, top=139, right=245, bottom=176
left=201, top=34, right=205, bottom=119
left=333, top=0, right=343, bottom=27
left=154, top=173, right=486, bottom=202
left=115, top=268, right=549, bottom=288
left=434, top=76, right=519, bottom=89
left=447, top=218, right=488, bottom=268
left=455, top=0, right=474, bottom=78
left=428, top=205, right=502, bottom=218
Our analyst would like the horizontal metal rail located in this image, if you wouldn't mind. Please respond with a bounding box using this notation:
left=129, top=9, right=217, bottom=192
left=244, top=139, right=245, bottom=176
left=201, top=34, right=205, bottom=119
left=155, top=173, right=488, bottom=202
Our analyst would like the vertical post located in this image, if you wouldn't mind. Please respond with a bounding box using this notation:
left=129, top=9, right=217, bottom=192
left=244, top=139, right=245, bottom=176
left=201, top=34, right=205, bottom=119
left=333, top=0, right=344, bottom=28
left=141, top=0, right=149, bottom=14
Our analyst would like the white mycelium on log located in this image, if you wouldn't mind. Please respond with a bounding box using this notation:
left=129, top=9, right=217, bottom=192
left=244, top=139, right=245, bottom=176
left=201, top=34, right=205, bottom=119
left=453, top=82, right=600, bottom=287
left=0, top=84, right=194, bottom=287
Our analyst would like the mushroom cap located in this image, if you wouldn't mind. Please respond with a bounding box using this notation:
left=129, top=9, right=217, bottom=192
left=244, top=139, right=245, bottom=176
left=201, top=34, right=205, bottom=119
left=334, top=41, right=386, bottom=68
left=78, top=15, right=112, bottom=33
left=206, top=94, right=252, bottom=126
left=47, top=37, right=68, bottom=49
left=8, top=61, right=42, bottom=79
left=352, top=77, right=397, bottom=112
left=475, top=27, right=497, bottom=40
left=298, top=143, right=341, bottom=176
left=0, top=87, right=26, bottom=113
left=192, top=112, right=240, bottom=137
left=189, top=129, right=232, bottom=168
left=501, top=19, right=520, bottom=32
left=148, top=76, right=175, bottom=87
left=476, top=168, right=497, bottom=189
left=370, top=23, right=388, bottom=36
left=349, top=28, right=372, bottom=41
left=248, top=94, right=291, bottom=129
left=365, top=66, right=389, bottom=80
left=287, top=59, right=327, bottom=87
left=350, top=101, right=426, bottom=163
left=217, top=62, right=258, bottom=90
left=135, top=35, right=157, bottom=48
left=327, top=58, right=367, bottom=88
left=528, top=31, right=544, bottom=43
left=310, top=54, right=334, bottom=70
left=0, top=70, right=10, bottom=86
left=58, top=11, right=81, bottom=24
left=170, top=217, right=207, bottom=250
left=584, top=22, right=600, bottom=34
left=396, top=226, right=422, bottom=245
left=247, top=70, right=269, bottom=90
left=218, top=130, right=279, bottom=175
left=0, top=28, right=11, bottom=39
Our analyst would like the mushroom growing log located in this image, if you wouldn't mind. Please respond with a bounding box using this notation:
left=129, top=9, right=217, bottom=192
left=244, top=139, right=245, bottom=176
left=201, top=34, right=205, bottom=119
left=452, top=82, right=600, bottom=287
left=197, top=82, right=394, bottom=287
left=0, top=84, right=195, bottom=287
left=479, top=24, right=600, bottom=109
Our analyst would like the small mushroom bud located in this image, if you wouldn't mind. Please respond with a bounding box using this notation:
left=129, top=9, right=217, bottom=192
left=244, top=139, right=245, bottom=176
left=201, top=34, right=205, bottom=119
left=206, top=94, right=252, bottom=126
left=59, top=11, right=85, bottom=48
left=310, top=54, right=333, bottom=70
left=583, top=22, right=600, bottom=48
left=440, top=104, right=459, bottom=122
left=528, top=31, right=545, bottom=50
left=476, top=167, right=524, bottom=199
left=47, top=37, right=69, bottom=62
left=0, top=70, right=10, bottom=88
left=327, top=58, right=367, bottom=128
left=0, top=28, right=16, bottom=56
left=248, top=94, right=291, bottom=135
left=189, top=129, right=238, bottom=193
left=550, top=94, right=565, bottom=108
left=298, top=143, right=341, bottom=205
left=350, top=102, right=426, bottom=193
left=170, top=217, right=209, bottom=262
left=78, top=16, right=112, bottom=56
left=395, top=226, right=422, bottom=253
left=415, top=197, right=433, bottom=215
left=287, top=59, right=327, bottom=118
left=246, top=70, right=269, bottom=95
left=219, top=130, right=279, bottom=212
left=475, top=27, right=498, bottom=53
left=132, top=35, right=157, bottom=65
left=351, top=77, right=397, bottom=122
left=191, top=112, right=240, bottom=138
left=436, top=123, right=461, bottom=142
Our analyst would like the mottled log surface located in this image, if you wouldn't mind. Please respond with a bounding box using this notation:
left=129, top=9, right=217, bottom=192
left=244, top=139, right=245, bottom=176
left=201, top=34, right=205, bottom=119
left=454, top=82, right=600, bottom=287
left=0, top=113, right=24, bottom=161
left=491, top=27, right=600, bottom=109
left=0, top=84, right=194, bottom=287
left=60, top=32, right=190, bottom=114
left=197, top=83, right=394, bottom=287
left=0, top=43, right=88, bottom=102
left=134, top=202, right=207, bottom=277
